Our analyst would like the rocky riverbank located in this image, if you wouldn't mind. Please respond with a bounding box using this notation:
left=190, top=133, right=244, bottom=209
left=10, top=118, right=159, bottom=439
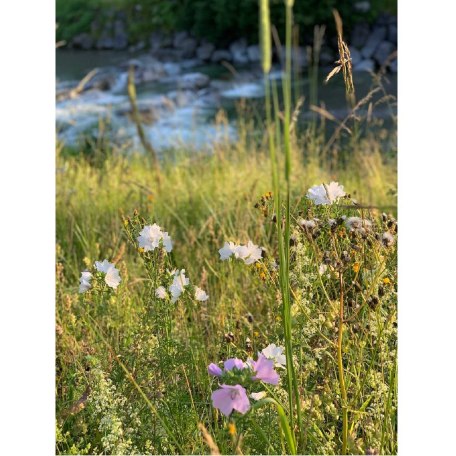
left=68, top=12, right=397, bottom=74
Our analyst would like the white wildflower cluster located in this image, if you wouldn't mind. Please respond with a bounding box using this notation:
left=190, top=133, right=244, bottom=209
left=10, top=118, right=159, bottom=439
left=169, top=269, right=190, bottom=303
left=137, top=223, right=173, bottom=253
left=155, top=269, right=209, bottom=304
left=306, top=182, right=345, bottom=205
left=219, top=240, right=262, bottom=265
left=79, top=259, right=121, bottom=293
left=88, top=366, right=140, bottom=454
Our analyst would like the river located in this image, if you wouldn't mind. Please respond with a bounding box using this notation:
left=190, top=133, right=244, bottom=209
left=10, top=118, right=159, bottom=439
left=56, top=50, right=397, bottom=153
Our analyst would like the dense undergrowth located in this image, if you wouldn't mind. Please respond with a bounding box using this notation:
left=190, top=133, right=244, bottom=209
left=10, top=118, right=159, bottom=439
left=56, top=120, right=397, bottom=454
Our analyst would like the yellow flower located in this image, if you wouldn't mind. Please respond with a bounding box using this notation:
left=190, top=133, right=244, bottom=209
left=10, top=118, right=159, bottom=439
left=228, top=422, right=236, bottom=436
left=138, top=247, right=145, bottom=254
left=353, top=262, right=360, bottom=273
left=383, top=277, right=391, bottom=285
left=260, top=272, right=266, bottom=281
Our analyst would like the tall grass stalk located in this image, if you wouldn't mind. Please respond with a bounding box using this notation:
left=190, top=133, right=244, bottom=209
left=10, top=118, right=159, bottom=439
left=261, top=0, right=303, bottom=451
left=337, top=272, right=348, bottom=454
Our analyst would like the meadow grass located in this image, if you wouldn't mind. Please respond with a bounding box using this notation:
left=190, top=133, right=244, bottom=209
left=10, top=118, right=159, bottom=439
left=56, top=117, right=397, bottom=454
left=56, top=3, right=397, bottom=454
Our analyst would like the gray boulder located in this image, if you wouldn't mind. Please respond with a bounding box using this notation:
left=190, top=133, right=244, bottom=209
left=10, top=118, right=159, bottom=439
left=361, top=26, right=387, bottom=58
left=229, top=39, right=249, bottom=64
left=388, top=23, right=397, bottom=44
left=113, top=20, right=128, bottom=50
left=173, top=31, right=189, bottom=48
left=354, top=59, right=375, bottom=72
left=373, top=41, right=395, bottom=66
left=389, top=59, right=397, bottom=73
left=211, top=49, right=232, bottom=63
left=113, top=34, right=128, bottom=50
left=129, top=41, right=146, bottom=53
left=197, top=42, right=215, bottom=61
left=179, top=37, right=198, bottom=58
left=388, top=59, right=397, bottom=73
left=181, top=59, right=201, bottom=69
left=150, top=31, right=172, bottom=51
left=97, top=33, right=114, bottom=50
left=350, top=23, right=370, bottom=49
left=179, top=72, right=210, bottom=90
left=247, top=45, right=261, bottom=63
left=349, top=46, right=362, bottom=66
left=72, top=33, right=93, bottom=50
left=354, top=1, right=371, bottom=13
left=163, top=62, right=181, bottom=76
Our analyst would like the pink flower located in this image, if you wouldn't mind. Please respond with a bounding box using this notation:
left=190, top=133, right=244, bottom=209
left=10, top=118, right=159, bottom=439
left=211, top=384, right=250, bottom=416
left=208, top=363, right=223, bottom=377
left=224, top=358, right=246, bottom=371
left=252, top=354, right=279, bottom=385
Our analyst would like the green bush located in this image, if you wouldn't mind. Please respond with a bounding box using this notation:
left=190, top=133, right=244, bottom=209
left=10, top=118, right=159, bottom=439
left=56, top=0, right=397, bottom=47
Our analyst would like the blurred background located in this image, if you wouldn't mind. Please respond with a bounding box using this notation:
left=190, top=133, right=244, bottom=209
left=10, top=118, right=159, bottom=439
left=56, top=0, right=397, bottom=154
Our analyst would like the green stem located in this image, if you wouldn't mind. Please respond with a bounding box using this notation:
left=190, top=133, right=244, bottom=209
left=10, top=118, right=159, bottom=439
left=282, top=1, right=304, bottom=450
left=338, top=271, right=348, bottom=454
left=251, top=398, right=297, bottom=455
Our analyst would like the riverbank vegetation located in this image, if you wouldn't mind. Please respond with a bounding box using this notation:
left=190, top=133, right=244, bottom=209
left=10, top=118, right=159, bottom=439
left=56, top=0, right=397, bottom=46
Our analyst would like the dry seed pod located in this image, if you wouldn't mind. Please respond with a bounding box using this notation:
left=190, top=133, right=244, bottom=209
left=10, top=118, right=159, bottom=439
left=224, top=332, right=235, bottom=343
left=366, top=449, right=379, bottom=455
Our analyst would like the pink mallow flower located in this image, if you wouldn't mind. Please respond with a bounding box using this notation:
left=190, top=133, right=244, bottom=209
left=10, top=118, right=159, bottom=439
left=208, top=363, right=223, bottom=377
left=211, top=384, right=250, bottom=416
left=252, top=354, right=280, bottom=385
left=224, top=358, right=246, bottom=371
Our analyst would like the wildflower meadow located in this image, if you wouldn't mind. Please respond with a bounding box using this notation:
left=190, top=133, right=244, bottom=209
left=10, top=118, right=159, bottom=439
left=56, top=1, right=397, bottom=455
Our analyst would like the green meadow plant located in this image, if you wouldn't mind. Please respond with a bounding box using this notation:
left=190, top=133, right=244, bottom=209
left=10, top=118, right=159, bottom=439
left=56, top=2, right=397, bottom=454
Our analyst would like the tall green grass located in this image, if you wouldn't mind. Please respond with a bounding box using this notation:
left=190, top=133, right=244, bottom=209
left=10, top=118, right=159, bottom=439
left=56, top=3, right=397, bottom=453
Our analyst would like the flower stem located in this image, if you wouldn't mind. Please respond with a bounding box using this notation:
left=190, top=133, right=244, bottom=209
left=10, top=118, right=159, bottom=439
left=338, top=271, right=348, bottom=454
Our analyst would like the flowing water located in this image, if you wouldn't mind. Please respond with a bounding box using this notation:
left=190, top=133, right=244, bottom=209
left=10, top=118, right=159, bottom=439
left=56, top=50, right=397, bottom=154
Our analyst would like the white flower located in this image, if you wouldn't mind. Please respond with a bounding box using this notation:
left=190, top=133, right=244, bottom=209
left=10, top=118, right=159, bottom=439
left=234, top=241, right=263, bottom=265
left=155, top=286, right=168, bottom=299
left=169, top=269, right=190, bottom=303
left=137, top=223, right=173, bottom=252
left=94, top=259, right=121, bottom=289
left=195, top=287, right=209, bottom=302
left=219, top=241, right=238, bottom=260
left=318, top=264, right=328, bottom=275
left=306, top=182, right=345, bottom=205
left=250, top=391, right=267, bottom=401
left=79, top=271, right=92, bottom=293
left=161, top=231, right=173, bottom=252
left=261, top=343, right=286, bottom=368
left=345, top=217, right=372, bottom=233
